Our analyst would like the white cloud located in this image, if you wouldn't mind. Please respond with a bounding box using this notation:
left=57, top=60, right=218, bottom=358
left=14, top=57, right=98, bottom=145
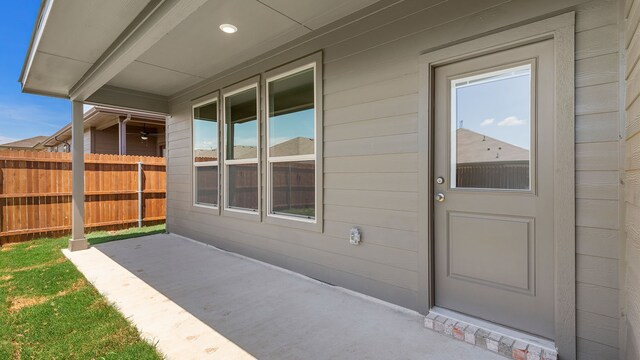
left=195, top=140, right=216, bottom=149
left=0, top=135, right=16, bottom=145
left=498, top=116, right=526, bottom=126
left=480, top=118, right=494, bottom=127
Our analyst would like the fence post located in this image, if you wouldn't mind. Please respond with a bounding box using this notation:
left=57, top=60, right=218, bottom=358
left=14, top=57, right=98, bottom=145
left=137, top=162, right=143, bottom=228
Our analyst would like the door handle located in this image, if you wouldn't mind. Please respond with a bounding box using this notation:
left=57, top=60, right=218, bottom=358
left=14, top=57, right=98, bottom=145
left=435, top=193, right=445, bottom=202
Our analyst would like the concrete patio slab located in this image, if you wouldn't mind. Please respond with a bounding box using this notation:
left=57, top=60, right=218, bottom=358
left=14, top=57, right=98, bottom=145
left=65, top=233, right=503, bottom=360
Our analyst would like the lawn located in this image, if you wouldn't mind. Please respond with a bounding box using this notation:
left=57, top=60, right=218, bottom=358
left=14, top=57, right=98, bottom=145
left=0, top=225, right=166, bottom=360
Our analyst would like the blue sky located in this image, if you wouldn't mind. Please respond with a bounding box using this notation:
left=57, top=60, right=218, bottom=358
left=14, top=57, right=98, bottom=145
left=0, top=1, right=71, bottom=144
left=455, top=70, right=531, bottom=149
left=269, top=109, right=314, bottom=146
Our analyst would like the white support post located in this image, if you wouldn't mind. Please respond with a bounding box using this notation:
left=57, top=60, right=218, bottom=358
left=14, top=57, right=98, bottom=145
left=69, top=100, right=87, bottom=251
left=137, top=162, right=143, bottom=228
left=118, top=114, right=130, bottom=155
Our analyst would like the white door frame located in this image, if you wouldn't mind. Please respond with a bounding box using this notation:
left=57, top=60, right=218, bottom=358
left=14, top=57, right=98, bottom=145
left=417, top=12, right=576, bottom=359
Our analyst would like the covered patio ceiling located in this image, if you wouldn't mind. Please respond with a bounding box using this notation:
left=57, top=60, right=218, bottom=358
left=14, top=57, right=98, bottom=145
left=20, top=0, right=382, bottom=112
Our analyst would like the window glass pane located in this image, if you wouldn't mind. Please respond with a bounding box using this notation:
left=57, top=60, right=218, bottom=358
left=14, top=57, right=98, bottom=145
left=451, top=65, right=531, bottom=190
left=228, top=164, right=259, bottom=211
left=196, top=166, right=218, bottom=206
left=193, top=102, right=218, bottom=162
left=226, top=88, right=258, bottom=160
left=271, top=161, right=315, bottom=219
left=268, top=68, right=315, bottom=157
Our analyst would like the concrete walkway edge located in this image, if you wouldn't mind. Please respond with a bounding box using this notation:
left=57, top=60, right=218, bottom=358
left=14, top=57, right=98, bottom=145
left=63, top=247, right=256, bottom=360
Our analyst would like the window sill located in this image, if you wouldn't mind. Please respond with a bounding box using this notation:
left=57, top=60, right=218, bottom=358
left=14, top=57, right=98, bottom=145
left=222, top=207, right=260, bottom=222
left=264, top=213, right=322, bottom=233
left=192, top=203, right=221, bottom=216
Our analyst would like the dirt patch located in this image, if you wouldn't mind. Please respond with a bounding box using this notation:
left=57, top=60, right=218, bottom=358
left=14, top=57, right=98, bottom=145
left=9, top=295, right=49, bottom=312
left=89, top=299, right=108, bottom=311
left=57, top=279, right=87, bottom=296
left=1, top=243, right=20, bottom=252
left=106, top=326, right=138, bottom=347
left=12, top=339, right=21, bottom=360
left=9, top=279, right=88, bottom=312
left=0, top=275, right=13, bottom=281
left=9, top=257, right=65, bottom=273
left=25, top=245, right=38, bottom=250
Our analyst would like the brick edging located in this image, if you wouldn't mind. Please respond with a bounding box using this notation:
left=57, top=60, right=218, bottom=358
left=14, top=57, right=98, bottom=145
left=424, top=312, right=557, bottom=360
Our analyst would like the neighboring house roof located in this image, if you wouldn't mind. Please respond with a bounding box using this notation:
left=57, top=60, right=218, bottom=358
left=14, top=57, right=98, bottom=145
left=228, top=145, right=257, bottom=160
left=193, top=138, right=314, bottom=161
left=0, top=136, right=49, bottom=150
left=42, top=106, right=166, bottom=148
left=269, top=137, right=314, bottom=157
left=194, top=149, right=218, bottom=162
left=456, top=128, right=529, bottom=163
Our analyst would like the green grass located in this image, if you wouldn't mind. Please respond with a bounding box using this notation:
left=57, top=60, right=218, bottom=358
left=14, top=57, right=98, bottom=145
left=0, top=225, right=166, bottom=360
left=276, top=207, right=315, bottom=218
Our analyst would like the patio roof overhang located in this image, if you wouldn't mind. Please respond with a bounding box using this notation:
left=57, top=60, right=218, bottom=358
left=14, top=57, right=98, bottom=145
left=19, top=0, right=385, bottom=112
left=20, top=0, right=387, bottom=251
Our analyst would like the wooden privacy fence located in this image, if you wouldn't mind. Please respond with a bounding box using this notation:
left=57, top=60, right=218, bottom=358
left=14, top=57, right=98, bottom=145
left=0, top=150, right=166, bottom=244
left=456, top=161, right=530, bottom=189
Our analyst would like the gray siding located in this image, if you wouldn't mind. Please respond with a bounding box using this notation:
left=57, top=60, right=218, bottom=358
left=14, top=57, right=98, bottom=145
left=624, top=0, right=640, bottom=359
left=166, top=0, right=624, bottom=357
left=92, top=124, right=160, bottom=156
left=93, top=125, right=119, bottom=155
left=84, top=128, right=92, bottom=153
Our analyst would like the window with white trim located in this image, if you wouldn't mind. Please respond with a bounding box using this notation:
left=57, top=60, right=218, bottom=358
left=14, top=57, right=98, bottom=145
left=193, top=99, right=219, bottom=207
left=224, top=85, right=259, bottom=213
left=266, top=65, right=316, bottom=221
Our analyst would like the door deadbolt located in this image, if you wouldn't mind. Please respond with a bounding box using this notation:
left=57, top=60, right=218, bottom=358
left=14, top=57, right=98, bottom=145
left=436, top=177, right=445, bottom=184
left=435, top=193, right=445, bottom=202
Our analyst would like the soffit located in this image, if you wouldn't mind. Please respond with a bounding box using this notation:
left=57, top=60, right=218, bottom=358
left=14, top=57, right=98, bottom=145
left=38, top=0, right=151, bottom=64
left=107, top=0, right=381, bottom=96
left=23, top=0, right=152, bottom=97
left=259, top=0, right=379, bottom=30
left=25, top=0, right=381, bottom=100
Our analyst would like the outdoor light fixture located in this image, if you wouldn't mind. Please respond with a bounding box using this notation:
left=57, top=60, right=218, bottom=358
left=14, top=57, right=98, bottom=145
left=219, top=24, right=237, bottom=34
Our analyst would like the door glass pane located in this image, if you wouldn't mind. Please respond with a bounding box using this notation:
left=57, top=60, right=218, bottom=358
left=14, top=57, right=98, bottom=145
left=451, top=64, right=531, bottom=190
left=271, top=161, right=315, bottom=219
left=228, top=164, right=259, bottom=211
left=195, top=166, right=218, bottom=206
left=225, top=88, right=258, bottom=160
left=193, top=102, right=218, bottom=162
left=268, top=68, right=315, bottom=157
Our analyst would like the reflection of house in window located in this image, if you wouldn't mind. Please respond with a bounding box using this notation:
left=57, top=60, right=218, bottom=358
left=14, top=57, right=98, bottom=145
left=456, top=128, right=530, bottom=189
left=269, top=137, right=314, bottom=157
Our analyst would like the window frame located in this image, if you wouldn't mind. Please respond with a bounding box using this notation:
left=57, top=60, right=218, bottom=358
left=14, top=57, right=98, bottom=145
left=222, top=76, right=261, bottom=220
left=263, top=53, right=323, bottom=232
left=192, top=94, right=221, bottom=213
left=448, top=60, right=537, bottom=193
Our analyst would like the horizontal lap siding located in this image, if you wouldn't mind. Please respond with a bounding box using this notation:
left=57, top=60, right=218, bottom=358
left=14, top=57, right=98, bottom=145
left=166, top=0, right=623, bottom=355
left=625, top=0, right=640, bottom=359
left=574, top=1, right=623, bottom=357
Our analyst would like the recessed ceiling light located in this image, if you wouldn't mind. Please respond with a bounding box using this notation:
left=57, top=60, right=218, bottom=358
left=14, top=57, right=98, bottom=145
left=219, top=24, right=237, bottom=34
